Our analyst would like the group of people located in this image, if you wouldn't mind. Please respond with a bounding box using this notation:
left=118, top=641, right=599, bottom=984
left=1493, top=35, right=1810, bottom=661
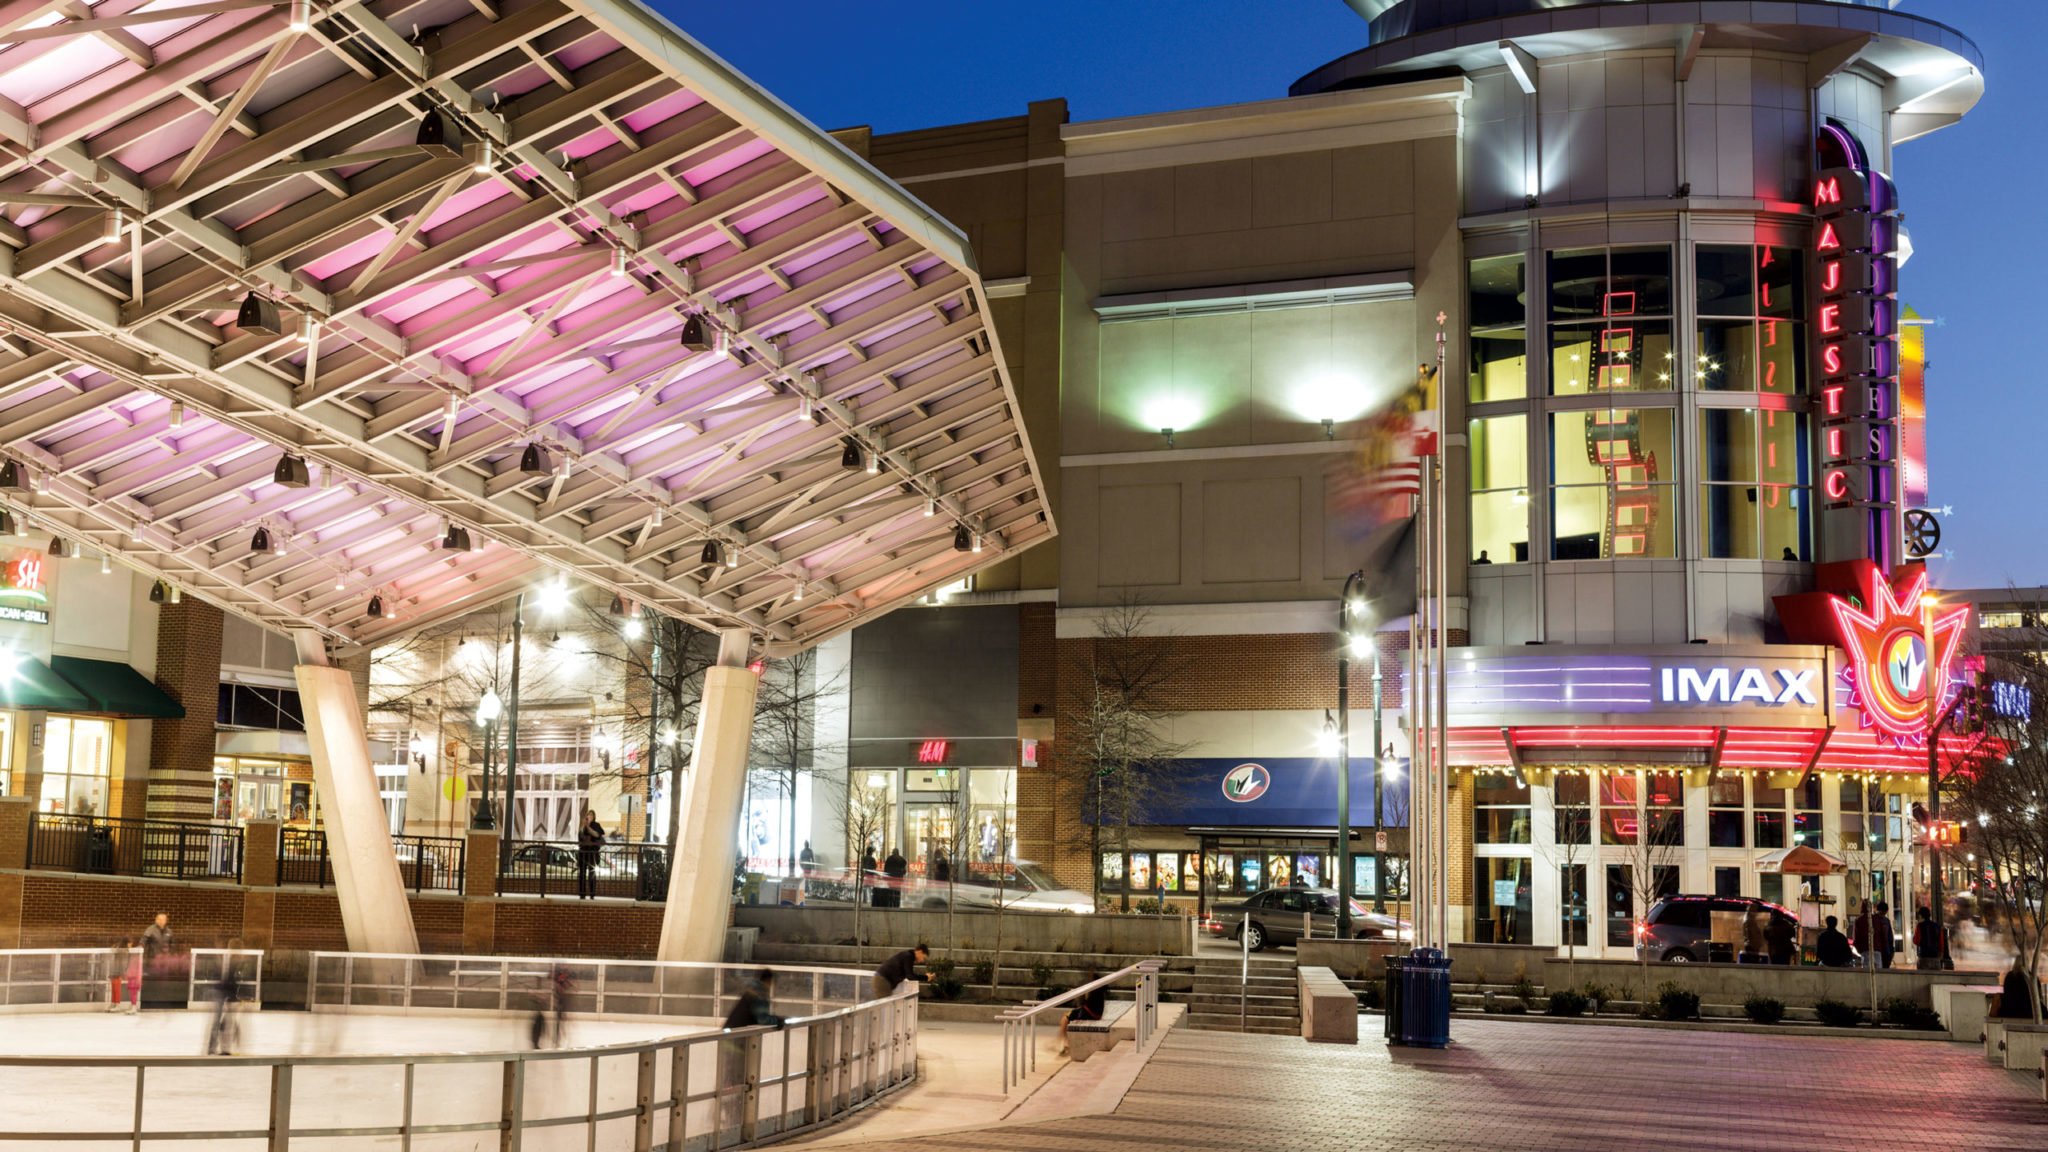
left=1740, top=900, right=1957, bottom=970
left=860, top=846, right=912, bottom=906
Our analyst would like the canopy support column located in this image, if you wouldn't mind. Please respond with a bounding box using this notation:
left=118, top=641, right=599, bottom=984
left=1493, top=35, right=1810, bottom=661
left=658, top=628, right=758, bottom=963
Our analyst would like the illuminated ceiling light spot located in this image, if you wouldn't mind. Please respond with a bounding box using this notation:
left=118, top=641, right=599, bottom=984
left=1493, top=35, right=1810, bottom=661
left=168, top=584, right=181, bottom=604
left=792, top=583, right=804, bottom=602
left=536, top=579, right=573, bottom=615
left=99, top=552, right=110, bottom=575
left=288, top=0, right=311, bottom=31
left=924, top=499, right=936, bottom=518
left=865, top=449, right=880, bottom=476
left=623, top=617, right=644, bottom=641
left=519, top=442, right=551, bottom=475
left=236, top=291, right=282, bottom=336
left=471, top=138, right=494, bottom=174
left=972, top=533, right=984, bottom=554
left=101, top=207, right=124, bottom=246
left=725, top=546, right=738, bottom=569
left=273, top=453, right=310, bottom=488
left=298, top=313, right=319, bottom=343
left=333, top=573, right=345, bottom=592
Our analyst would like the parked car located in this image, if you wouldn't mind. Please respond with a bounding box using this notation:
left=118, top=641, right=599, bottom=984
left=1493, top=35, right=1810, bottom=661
left=905, top=860, right=1096, bottom=914
left=1203, top=887, right=1411, bottom=951
left=1636, top=895, right=1798, bottom=962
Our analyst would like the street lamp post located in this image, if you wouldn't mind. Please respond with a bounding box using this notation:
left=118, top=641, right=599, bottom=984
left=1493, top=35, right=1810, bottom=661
left=1336, top=569, right=1367, bottom=940
left=501, top=592, right=525, bottom=870
left=1371, top=642, right=1387, bottom=916
left=473, top=686, right=503, bottom=830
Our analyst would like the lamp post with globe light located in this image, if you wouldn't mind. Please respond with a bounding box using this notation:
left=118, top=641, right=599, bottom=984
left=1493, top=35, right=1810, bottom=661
left=472, top=685, right=502, bottom=831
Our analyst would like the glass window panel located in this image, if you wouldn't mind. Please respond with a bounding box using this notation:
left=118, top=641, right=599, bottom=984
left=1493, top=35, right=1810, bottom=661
left=1128, top=852, right=1152, bottom=891
left=1237, top=855, right=1260, bottom=891
left=1561, top=863, right=1589, bottom=946
left=1645, top=772, right=1685, bottom=844
left=1701, top=485, right=1763, bottom=559
left=1552, top=485, right=1676, bottom=560
left=1695, top=320, right=1756, bottom=391
left=1156, top=852, right=1180, bottom=891
left=1471, top=491, right=1531, bottom=566
left=1471, top=254, right=1527, bottom=329
left=1354, top=854, right=1377, bottom=897
left=1469, top=414, right=1528, bottom=490
left=1472, top=331, right=1528, bottom=403
left=1549, top=322, right=1675, bottom=395
left=1696, top=244, right=1754, bottom=317
left=1759, top=410, right=1808, bottom=487
left=1601, top=773, right=1639, bottom=845
left=1709, top=810, right=1746, bottom=848
left=1699, top=409, right=1758, bottom=482
left=1609, top=246, right=1673, bottom=316
left=1757, top=244, right=1802, bottom=319
left=1757, top=319, right=1804, bottom=393
left=1606, top=863, right=1635, bottom=946
left=1548, top=248, right=1608, bottom=322
left=1266, top=853, right=1293, bottom=889
left=1475, top=857, right=1532, bottom=945
left=1099, top=852, right=1124, bottom=890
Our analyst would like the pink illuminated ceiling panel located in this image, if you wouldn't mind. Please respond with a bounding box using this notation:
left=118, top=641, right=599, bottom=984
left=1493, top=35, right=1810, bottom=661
left=0, top=0, right=1048, bottom=647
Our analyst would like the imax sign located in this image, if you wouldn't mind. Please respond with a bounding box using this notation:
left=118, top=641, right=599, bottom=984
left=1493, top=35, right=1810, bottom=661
left=1659, top=667, right=1818, bottom=707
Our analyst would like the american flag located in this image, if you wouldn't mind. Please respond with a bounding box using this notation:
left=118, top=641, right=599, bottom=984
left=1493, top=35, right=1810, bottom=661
left=1331, top=415, right=1434, bottom=532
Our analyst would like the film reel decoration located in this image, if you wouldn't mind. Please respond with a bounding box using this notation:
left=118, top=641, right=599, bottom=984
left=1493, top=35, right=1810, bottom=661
left=1903, top=508, right=1941, bottom=559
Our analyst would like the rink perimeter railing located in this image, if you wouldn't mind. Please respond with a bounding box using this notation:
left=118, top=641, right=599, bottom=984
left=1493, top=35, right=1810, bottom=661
left=0, top=953, right=918, bottom=1150
left=0, top=947, right=262, bottom=1011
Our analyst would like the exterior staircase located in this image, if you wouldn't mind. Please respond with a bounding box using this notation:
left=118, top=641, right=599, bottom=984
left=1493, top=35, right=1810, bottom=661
left=1186, top=952, right=1300, bottom=1034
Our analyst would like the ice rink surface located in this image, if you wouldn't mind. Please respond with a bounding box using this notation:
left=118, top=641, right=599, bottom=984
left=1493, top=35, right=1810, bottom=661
left=0, top=1008, right=719, bottom=1151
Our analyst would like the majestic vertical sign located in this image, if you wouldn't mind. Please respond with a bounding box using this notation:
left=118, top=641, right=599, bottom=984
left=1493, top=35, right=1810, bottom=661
left=1812, top=121, right=1901, bottom=568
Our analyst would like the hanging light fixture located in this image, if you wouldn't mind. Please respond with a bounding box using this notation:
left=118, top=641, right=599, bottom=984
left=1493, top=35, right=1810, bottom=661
left=130, top=520, right=145, bottom=543
left=333, top=573, right=345, bottom=592
left=972, top=533, right=984, bottom=554
left=236, top=291, right=282, bottom=335
left=148, top=579, right=167, bottom=604
left=864, top=449, right=880, bottom=476
left=952, top=525, right=971, bottom=552
left=101, top=207, right=125, bottom=246
left=0, top=511, right=12, bottom=537
left=298, top=313, right=319, bottom=343
left=608, top=593, right=626, bottom=617
left=250, top=526, right=272, bottom=554
left=168, top=584, right=181, bottom=605
left=273, top=453, right=311, bottom=487
left=287, top=0, right=311, bottom=30
left=415, top=110, right=454, bottom=154
left=440, top=524, right=473, bottom=552
left=0, top=461, right=20, bottom=489
left=471, top=138, right=495, bottom=174
left=47, top=536, right=69, bottom=559
left=10, top=510, right=25, bottom=537
left=99, top=552, right=111, bottom=575
left=792, top=583, right=804, bottom=602
left=609, top=247, right=628, bottom=277
left=700, top=540, right=722, bottom=566
left=924, top=498, right=936, bottom=518
left=519, top=442, right=551, bottom=474
left=679, top=314, right=711, bottom=352
left=623, top=616, right=645, bottom=641
left=366, top=593, right=385, bottom=620
left=725, top=546, right=738, bottom=569
left=169, top=400, right=184, bottom=429
left=840, top=438, right=863, bottom=470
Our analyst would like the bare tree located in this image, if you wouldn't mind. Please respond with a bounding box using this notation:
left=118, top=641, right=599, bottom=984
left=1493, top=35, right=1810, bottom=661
left=1064, top=597, right=1194, bottom=911
left=749, top=647, right=845, bottom=877
left=1541, top=771, right=1594, bottom=971
left=1953, top=644, right=2048, bottom=1023
left=572, top=606, right=721, bottom=850
left=1618, top=770, right=1685, bottom=983
left=831, top=776, right=892, bottom=946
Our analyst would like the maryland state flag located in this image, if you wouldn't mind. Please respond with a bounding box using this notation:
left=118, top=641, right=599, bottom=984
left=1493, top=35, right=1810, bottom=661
left=1326, top=361, right=1437, bottom=619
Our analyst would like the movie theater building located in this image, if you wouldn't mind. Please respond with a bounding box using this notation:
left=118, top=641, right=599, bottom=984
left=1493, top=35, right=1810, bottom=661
left=847, top=0, right=1981, bottom=949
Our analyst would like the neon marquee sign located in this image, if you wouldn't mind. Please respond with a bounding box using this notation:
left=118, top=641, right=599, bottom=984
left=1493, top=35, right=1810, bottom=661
left=1829, top=566, right=1965, bottom=744
left=1658, top=667, right=1818, bottom=707
left=1813, top=121, right=1901, bottom=568
left=0, top=553, right=48, bottom=624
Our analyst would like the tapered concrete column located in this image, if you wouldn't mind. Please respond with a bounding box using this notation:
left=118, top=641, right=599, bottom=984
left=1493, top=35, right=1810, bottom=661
left=658, top=628, right=758, bottom=963
left=292, top=631, right=419, bottom=954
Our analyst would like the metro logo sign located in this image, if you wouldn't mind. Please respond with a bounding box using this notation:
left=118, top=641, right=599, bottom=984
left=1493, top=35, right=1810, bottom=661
left=1829, top=566, right=1966, bottom=744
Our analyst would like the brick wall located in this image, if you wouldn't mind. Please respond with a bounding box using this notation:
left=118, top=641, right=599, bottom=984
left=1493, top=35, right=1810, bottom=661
left=147, top=599, right=226, bottom=822
left=17, top=874, right=245, bottom=948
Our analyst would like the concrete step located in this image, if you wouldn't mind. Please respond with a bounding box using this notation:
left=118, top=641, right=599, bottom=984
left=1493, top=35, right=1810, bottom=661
left=1186, top=1013, right=1298, bottom=1035
left=1185, top=998, right=1299, bottom=1018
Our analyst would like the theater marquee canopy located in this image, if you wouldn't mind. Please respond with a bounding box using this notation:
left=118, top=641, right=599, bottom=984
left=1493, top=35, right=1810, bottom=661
left=0, top=0, right=1049, bottom=649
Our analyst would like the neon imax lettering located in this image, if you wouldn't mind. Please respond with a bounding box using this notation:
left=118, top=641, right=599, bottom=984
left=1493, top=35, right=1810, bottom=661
left=1659, top=667, right=1818, bottom=706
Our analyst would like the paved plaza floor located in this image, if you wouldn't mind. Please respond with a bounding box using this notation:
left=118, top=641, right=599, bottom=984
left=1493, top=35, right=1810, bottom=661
left=836, top=1018, right=2048, bottom=1152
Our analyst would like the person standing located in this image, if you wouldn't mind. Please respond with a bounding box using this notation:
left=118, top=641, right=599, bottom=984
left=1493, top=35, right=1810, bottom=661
left=881, top=846, right=907, bottom=908
left=722, top=969, right=786, bottom=1030
left=206, top=957, right=241, bottom=1055
left=932, top=848, right=952, bottom=885
left=1850, top=900, right=1877, bottom=970
left=1765, top=912, right=1796, bottom=966
left=1872, top=901, right=1896, bottom=970
left=107, top=938, right=139, bottom=1012
left=799, top=841, right=817, bottom=875
left=871, top=944, right=929, bottom=1000
left=140, top=913, right=173, bottom=1007
left=1912, top=905, right=1951, bottom=971
left=576, top=810, right=605, bottom=900
left=1737, top=910, right=1769, bottom=965
left=1815, top=915, right=1853, bottom=967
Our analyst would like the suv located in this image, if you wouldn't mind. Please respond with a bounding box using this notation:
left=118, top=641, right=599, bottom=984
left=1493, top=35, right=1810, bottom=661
left=1637, top=895, right=1796, bottom=963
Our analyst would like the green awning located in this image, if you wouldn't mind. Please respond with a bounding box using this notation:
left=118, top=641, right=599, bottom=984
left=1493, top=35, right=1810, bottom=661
left=0, top=657, right=91, bottom=712
left=48, top=656, right=185, bottom=719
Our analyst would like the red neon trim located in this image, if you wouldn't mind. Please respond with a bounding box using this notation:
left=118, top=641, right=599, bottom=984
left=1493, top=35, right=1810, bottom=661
left=1817, top=220, right=1841, bottom=251
left=1814, top=176, right=1842, bottom=208
left=1824, top=470, right=1849, bottom=500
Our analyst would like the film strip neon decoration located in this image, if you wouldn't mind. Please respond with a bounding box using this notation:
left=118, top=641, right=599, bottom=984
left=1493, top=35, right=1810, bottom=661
left=1584, top=292, right=1656, bottom=558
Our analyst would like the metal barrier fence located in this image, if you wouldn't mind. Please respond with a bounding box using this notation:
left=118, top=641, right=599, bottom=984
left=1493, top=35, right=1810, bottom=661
left=0, top=953, right=918, bottom=1149
left=25, top=813, right=242, bottom=882
left=0, top=948, right=109, bottom=1009
left=186, top=948, right=265, bottom=1007
left=279, top=827, right=467, bottom=894
left=498, top=839, right=669, bottom=900
left=999, top=960, right=1162, bottom=1093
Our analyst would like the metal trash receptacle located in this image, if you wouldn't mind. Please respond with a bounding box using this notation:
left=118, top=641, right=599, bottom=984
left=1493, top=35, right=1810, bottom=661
left=86, top=827, right=115, bottom=874
left=1382, top=955, right=1406, bottom=1042
left=1396, top=947, right=1451, bottom=1048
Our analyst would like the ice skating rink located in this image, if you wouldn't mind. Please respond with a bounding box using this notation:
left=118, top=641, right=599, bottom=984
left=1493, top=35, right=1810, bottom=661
left=0, top=1008, right=724, bottom=1151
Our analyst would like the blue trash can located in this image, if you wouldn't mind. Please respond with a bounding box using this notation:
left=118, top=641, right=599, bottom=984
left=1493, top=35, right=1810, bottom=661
left=1396, top=947, right=1452, bottom=1048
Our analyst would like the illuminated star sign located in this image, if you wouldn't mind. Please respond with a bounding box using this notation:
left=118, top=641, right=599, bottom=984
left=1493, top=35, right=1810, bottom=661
left=1828, top=567, right=1967, bottom=743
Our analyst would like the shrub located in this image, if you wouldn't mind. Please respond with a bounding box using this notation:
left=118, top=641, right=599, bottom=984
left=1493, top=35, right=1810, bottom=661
left=1655, top=982, right=1700, bottom=1021
left=1545, top=989, right=1589, bottom=1018
left=1814, top=999, right=1863, bottom=1028
left=1878, top=996, right=1943, bottom=1030
left=925, top=957, right=955, bottom=981
left=1480, top=991, right=1525, bottom=1015
left=1581, top=982, right=1617, bottom=1015
left=1030, top=961, right=1055, bottom=988
left=1133, top=897, right=1172, bottom=915
left=970, top=959, right=996, bottom=986
left=930, top=975, right=965, bottom=1000
left=1743, top=996, right=1786, bottom=1025
left=1509, top=960, right=1537, bottom=1009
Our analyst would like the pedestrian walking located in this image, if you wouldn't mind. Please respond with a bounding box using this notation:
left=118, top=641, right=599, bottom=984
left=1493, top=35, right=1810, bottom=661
left=576, top=810, right=605, bottom=900
left=871, top=944, right=929, bottom=1000
left=107, top=938, right=140, bottom=1012
left=140, top=912, right=173, bottom=1007
left=1872, top=901, right=1896, bottom=970
left=1816, top=915, right=1853, bottom=967
left=1851, top=900, right=1879, bottom=969
left=1912, top=905, right=1951, bottom=971
left=880, top=847, right=907, bottom=908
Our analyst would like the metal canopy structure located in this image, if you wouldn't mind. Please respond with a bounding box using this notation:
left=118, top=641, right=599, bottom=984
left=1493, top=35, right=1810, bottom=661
left=0, top=0, right=1051, bottom=650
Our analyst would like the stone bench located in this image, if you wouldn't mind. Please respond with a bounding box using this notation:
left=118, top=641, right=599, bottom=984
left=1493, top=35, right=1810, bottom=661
left=2003, top=1023, right=2048, bottom=1075
left=1931, top=983, right=2003, bottom=1043
left=1069, top=999, right=1135, bottom=1062
left=1299, top=966, right=1357, bottom=1045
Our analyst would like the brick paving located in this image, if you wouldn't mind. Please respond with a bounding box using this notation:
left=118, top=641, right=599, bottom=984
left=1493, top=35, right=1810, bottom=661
left=850, top=1019, right=2048, bottom=1151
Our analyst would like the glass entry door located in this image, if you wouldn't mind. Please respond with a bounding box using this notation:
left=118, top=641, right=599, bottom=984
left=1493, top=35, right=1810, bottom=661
left=905, top=801, right=957, bottom=879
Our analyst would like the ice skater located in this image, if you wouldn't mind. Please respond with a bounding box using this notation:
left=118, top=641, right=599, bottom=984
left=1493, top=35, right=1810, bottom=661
left=107, top=938, right=140, bottom=1013
left=530, top=964, right=573, bottom=1048
left=206, top=959, right=242, bottom=1055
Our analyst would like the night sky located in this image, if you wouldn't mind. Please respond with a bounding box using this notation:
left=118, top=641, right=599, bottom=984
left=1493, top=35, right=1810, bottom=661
left=659, top=0, right=2042, bottom=590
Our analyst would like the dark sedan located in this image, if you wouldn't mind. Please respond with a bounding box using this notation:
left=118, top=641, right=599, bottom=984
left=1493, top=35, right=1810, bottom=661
left=1202, top=887, right=1412, bottom=951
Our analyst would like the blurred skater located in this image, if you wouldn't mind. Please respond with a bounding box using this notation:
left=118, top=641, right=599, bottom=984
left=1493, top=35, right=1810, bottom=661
left=206, top=959, right=242, bottom=1055
left=140, top=912, right=173, bottom=1008
left=531, top=964, right=573, bottom=1048
left=107, top=938, right=141, bottom=1013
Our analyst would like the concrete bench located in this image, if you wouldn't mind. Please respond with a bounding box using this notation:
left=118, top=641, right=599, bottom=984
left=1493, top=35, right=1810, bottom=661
left=2002, top=1024, right=2048, bottom=1075
left=1299, top=966, right=1357, bottom=1045
left=1931, top=984, right=2003, bottom=1043
left=1068, top=999, right=1135, bottom=1062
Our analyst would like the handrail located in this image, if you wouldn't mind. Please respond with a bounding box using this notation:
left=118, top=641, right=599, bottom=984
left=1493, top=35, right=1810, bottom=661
left=997, top=959, right=1163, bottom=1093
left=0, top=955, right=919, bottom=1148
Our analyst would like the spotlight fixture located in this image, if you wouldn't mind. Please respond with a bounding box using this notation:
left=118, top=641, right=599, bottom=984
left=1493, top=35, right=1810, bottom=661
left=1321, top=418, right=1336, bottom=440
left=0, top=510, right=11, bottom=536
left=287, top=0, right=311, bottom=30
left=700, top=540, right=722, bottom=566
left=799, top=395, right=813, bottom=421
left=273, top=453, right=311, bottom=488
left=416, top=110, right=454, bottom=154
left=840, top=438, right=863, bottom=470
left=0, top=461, right=20, bottom=489
left=168, top=584, right=181, bottom=604
left=519, top=442, right=551, bottom=474
left=169, top=400, right=185, bottom=428
left=440, top=524, right=473, bottom=552
left=952, top=525, right=971, bottom=552
left=101, top=207, right=125, bottom=246
left=1161, top=427, right=1175, bottom=448
left=149, top=579, right=167, bottom=604
left=99, top=552, right=111, bottom=575
left=250, top=526, right=272, bottom=554
left=47, top=536, right=68, bottom=559
left=725, top=546, right=737, bottom=569
left=924, top=498, right=935, bottom=518
left=366, top=593, right=384, bottom=620
left=470, top=139, right=495, bottom=174
left=792, top=584, right=804, bottom=602
left=131, top=520, right=145, bottom=543
left=610, top=247, right=628, bottom=277
left=608, top=593, right=626, bottom=617
left=333, top=573, right=345, bottom=592
left=10, top=510, right=24, bottom=537
left=623, top=616, right=645, bottom=641
left=865, top=450, right=880, bottom=476
left=650, top=505, right=663, bottom=528
left=972, top=533, right=983, bottom=554
left=298, top=312, right=319, bottom=343
left=679, top=314, right=711, bottom=352
left=236, top=291, right=282, bottom=336
left=1523, top=193, right=1540, bottom=209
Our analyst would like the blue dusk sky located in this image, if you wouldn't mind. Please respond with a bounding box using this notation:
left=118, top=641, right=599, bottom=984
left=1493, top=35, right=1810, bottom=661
left=660, top=0, right=2043, bottom=590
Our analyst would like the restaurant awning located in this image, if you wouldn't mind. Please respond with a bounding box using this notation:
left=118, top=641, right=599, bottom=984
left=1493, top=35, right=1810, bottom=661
left=1755, top=845, right=1848, bottom=876
left=48, top=656, right=185, bottom=720
left=0, top=655, right=92, bottom=712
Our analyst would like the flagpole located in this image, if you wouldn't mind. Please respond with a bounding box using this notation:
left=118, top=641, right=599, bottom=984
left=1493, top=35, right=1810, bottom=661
left=1434, top=313, right=1451, bottom=951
